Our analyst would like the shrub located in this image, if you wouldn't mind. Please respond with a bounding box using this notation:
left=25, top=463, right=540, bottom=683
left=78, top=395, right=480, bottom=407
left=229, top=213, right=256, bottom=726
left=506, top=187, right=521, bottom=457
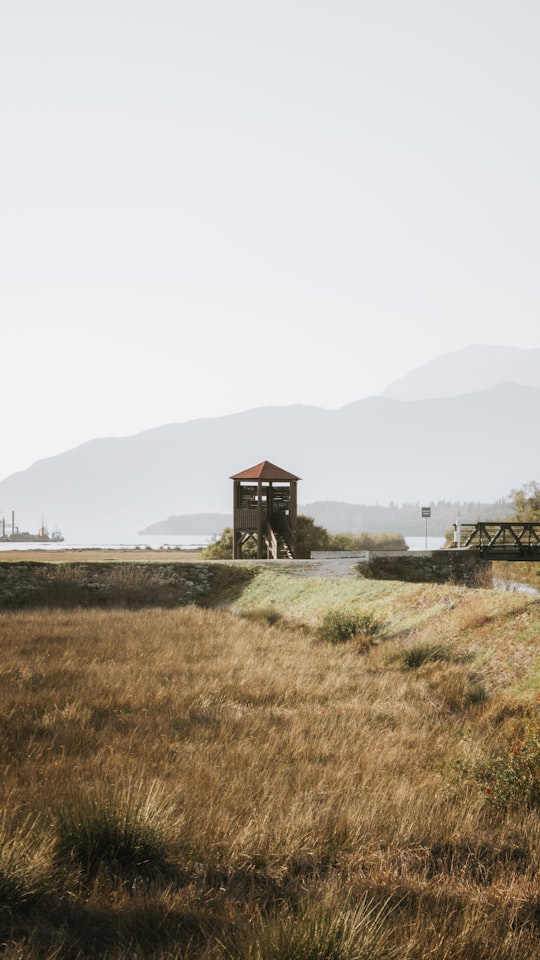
left=327, top=532, right=407, bottom=552
left=478, top=723, right=540, bottom=810
left=318, top=609, right=384, bottom=644
left=202, top=528, right=257, bottom=560
left=296, top=515, right=331, bottom=559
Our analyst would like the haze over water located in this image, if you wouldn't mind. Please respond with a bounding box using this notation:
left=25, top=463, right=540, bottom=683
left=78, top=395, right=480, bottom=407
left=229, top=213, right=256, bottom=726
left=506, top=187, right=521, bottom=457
left=0, top=535, right=446, bottom=552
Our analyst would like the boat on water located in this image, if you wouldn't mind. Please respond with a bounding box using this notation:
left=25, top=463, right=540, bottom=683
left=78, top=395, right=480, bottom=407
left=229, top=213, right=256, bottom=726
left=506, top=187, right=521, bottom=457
left=0, top=512, right=64, bottom=543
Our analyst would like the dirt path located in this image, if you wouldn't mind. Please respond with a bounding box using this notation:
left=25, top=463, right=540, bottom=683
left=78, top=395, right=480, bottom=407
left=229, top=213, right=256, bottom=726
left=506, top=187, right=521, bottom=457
left=255, top=558, right=362, bottom=578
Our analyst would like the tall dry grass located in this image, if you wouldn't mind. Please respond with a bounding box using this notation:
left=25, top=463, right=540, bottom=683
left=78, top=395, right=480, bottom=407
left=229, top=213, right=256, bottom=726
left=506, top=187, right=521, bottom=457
left=0, top=591, right=539, bottom=957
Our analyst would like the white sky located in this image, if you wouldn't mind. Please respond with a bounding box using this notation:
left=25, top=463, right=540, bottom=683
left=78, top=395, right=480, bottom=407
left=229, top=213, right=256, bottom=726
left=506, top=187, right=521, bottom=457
left=1, top=0, right=539, bottom=478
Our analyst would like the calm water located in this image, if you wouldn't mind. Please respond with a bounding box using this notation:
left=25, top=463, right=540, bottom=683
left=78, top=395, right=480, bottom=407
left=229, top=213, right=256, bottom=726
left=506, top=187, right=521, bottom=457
left=405, top=536, right=446, bottom=552
left=0, top=533, right=213, bottom=552
left=0, top=534, right=445, bottom=552
left=493, top=578, right=540, bottom=596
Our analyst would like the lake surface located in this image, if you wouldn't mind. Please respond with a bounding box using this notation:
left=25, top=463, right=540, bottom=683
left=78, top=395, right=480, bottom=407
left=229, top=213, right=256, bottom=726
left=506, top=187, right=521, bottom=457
left=0, top=534, right=446, bottom=552
left=0, top=534, right=212, bottom=552
left=405, top=536, right=446, bottom=552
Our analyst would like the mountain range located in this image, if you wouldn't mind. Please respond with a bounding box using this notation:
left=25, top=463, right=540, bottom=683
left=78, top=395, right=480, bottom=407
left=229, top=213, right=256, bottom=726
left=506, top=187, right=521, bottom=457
left=383, top=344, right=540, bottom=400
left=140, top=500, right=512, bottom=538
left=0, top=345, right=537, bottom=540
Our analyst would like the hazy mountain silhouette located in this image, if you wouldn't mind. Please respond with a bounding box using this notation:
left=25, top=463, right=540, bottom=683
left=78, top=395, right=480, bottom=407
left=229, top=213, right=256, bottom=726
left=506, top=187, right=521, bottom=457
left=140, top=513, right=232, bottom=536
left=383, top=345, right=540, bottom=400
left=141, top=500, right=511, bottom=538
left=0, top=378, right=537, bottom=540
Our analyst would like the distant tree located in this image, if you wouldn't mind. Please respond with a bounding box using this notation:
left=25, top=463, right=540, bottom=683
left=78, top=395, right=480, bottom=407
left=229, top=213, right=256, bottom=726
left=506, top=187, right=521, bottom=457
left=201, top=528, right=258, bottom=560
left=510, top=482, right=540, bottom=521
left=296, top=515, right=331, bottom=558
left=327, top=533, right=353, bottom=551
left=200, top=528, right=233, bottom=559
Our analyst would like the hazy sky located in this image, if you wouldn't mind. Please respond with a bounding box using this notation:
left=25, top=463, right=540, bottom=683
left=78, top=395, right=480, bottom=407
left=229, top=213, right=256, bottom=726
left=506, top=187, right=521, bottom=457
left=1, top=0, right=539, bottom=478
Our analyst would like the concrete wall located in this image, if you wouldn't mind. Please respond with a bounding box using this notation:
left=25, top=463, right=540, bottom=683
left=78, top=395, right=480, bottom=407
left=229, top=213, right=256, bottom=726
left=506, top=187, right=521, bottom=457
left=312, top=551, right=370, bottom=560
left=355, top=550, right=492, bottom=587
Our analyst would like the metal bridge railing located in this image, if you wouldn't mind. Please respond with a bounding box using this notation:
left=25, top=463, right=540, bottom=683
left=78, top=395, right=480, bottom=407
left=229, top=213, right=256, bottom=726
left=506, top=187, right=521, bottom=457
left=459, top=522, right=540, bottom=559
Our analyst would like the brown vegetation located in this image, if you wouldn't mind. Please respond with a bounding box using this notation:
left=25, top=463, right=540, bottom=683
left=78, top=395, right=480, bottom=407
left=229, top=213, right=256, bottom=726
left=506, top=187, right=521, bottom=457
left=0, top=578, right=540, bottom=957
left=493, top=560, right=540, bottom=589
left=0, top=547, right=203, bottom=563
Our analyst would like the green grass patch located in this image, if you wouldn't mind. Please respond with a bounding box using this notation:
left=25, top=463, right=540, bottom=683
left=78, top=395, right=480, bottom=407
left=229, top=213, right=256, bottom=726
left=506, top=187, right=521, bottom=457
left=202, top=564, right=257, bottom=606
left=230, top=568, right=396, bottom=623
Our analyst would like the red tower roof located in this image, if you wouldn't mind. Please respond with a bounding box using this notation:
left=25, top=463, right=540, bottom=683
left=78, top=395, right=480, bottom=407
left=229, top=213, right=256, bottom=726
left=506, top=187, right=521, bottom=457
left=230, top=460, right=301, bottom=481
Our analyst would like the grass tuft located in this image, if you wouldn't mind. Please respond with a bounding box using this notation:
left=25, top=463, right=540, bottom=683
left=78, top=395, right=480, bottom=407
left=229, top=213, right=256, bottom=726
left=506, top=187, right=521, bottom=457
left=52, top=781, right=173, bottom=882
left=0, top=813, right=51, bottom=913
left=223, top=897, right=396, bottom=960
left=400, top=641, right=451, bottom=669
left=317, top=609, right=384, bottom=645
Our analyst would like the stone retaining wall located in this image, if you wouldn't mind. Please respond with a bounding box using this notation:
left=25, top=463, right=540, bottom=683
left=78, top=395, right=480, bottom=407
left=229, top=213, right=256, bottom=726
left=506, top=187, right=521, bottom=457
left=0, top=562, right=254, bottom=609
left=355, top=550, right=492, bottom=587
left=0, top=551, right=491, bottom=609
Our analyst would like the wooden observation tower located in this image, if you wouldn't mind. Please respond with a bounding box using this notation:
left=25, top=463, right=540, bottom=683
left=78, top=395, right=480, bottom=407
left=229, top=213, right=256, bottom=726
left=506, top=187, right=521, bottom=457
left=230, top=461, right=300, bottom=559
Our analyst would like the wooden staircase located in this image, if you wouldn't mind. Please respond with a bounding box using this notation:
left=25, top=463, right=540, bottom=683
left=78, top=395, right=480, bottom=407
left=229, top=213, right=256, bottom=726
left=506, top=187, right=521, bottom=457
left=265, top=515, right=296, bottom=559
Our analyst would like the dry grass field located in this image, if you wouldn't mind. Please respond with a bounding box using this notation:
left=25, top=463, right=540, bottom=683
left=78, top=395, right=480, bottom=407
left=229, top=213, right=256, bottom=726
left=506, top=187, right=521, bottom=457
left=0, top=548, right=203, bottom=564
left=1, top=566, right=540, bottom=958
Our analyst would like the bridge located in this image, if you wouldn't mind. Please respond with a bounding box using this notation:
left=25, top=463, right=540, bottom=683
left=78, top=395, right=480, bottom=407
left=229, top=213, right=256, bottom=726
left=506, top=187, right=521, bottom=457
left=458, top=522, right=540, bottom=560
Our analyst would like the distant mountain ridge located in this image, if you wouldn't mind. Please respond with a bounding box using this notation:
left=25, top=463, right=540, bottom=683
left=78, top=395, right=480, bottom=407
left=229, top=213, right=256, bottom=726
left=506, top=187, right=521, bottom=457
left=140, top=513, right=231, bottom=536
left=0, top=346, right=537, bottom=539
left=383, top=345, right=540, bottom=400
left=141, top=500, right=512, bottom=538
